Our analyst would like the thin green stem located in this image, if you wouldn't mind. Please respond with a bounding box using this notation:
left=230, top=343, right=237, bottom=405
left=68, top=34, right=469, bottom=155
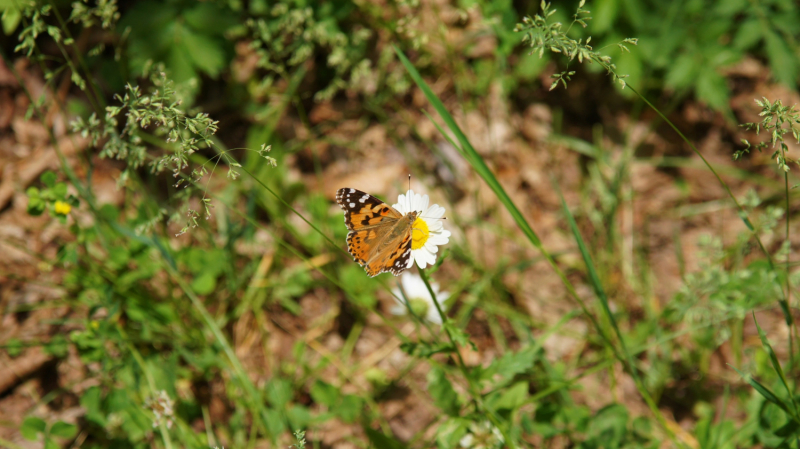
left=48, top=1, right=107, bottom=111
left=417, top=268, right=517, bottom=449
left=396, top=45, right=686, bottom=447
left=627, top=84, right=795, bottom=326
left=116, top=325, right=174, bottom=449
left=239, top=165, right=347, bottom=257
left=159, top=260, right=272, bottom=440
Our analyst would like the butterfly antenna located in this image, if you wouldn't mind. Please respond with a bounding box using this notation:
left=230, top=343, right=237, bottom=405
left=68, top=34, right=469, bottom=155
left=408, top=174, right=411, bottom=192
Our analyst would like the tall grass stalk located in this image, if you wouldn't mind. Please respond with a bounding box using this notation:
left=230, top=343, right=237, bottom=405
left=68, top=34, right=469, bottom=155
left=394, top=44, right=687, bottom=446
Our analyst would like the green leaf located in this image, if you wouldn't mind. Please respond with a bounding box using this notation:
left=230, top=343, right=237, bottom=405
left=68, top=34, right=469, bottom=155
left=427, top=367, right=460, bottom=416
left=6, top=337, right=23, bottom=357
left=287, top=405, right=311, bottom=430
left=80, top=387, right=107, bottom=426
left=338, top=395, right=363, bottom=423
left=435, top=417, right=470, bottom=449
left=753, top=313, right=800, bottom=419
left=27, top=196, right=45, bottom=216
left=183, top=2, right=236, bottom=35
left=491, top=381, right=529, bottom=411
left=765, top=30, right=798, bottom=88
left=514, top=49, right=548, bottom=81
left=365, top=427, right=407, bottom=449
left=481, top=345, right=538, bottom=386
left=266, top=378, right=292, bottom=408
left=21, top=417, right=46, bottom=440
left=182, top=27, right=225, bottom=78
left=263, top=408, right=286, bottom=439
left=535, top=401, right=559, bottom=424
left=44, top=334, right=69, bottom=357
left=696, top=69, right=730, bottom=111
left=44, top=439, right=60, bottom=449
left=664, top=52, right=697, bottom=90
left=26, top=186, right=40, bottom=198
left=166, top=32, right=197, bottom=83
left=1, top=4, right=22, bottom=35
left=585, top=404, right=629, bottom=447
left=730, top=365, right=796, bottom=419
left=41, top=171, right=56, bottom=187
left=614, top=48, right=642, bottom=97
left=443, top=322, right=476, bottom=351
left=191, top=272, right=217, bottom=295
left=733, top=18, right=763, bottom=50
left=53, top=182, right=67, bottom=199
left=50, top=421, right=77, bottom=438
left=98, top=204, right=120, bottom=221
left=775, top=420, right=800, bottom=437
left=310, top=380, right=339, bottom=407
left=592, top=0, right=619, bottom=34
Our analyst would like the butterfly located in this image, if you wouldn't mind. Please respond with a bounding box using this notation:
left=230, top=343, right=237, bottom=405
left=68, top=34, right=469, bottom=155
left=336, top=188, right=418, bottom=277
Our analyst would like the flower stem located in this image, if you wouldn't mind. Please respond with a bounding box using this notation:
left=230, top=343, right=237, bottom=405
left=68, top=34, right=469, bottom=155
left=417, top=268, right=517, bottom=449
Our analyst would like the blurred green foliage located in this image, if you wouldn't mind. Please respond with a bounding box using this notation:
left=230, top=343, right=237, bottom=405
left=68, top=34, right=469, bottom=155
left=3, top=0, right=799, bottom=447
left=121, top=1, right=236, bottom=85
left=519, top=0, right=799, bottom=113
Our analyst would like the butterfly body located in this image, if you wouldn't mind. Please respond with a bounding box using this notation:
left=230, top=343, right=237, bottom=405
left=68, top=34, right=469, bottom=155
left=336, top=188, right=417, bottom=277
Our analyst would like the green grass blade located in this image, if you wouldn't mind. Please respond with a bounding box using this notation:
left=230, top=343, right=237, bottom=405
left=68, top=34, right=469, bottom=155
left=395, top=45, right=542, bottom=246
left=556, top=187, right=678, bottom=435
left=397, top=46, right=625, bottom=361
left=730, top=365, right=800, bottom=423
left=753, top=313, right=800, bottom=416
left=399, top=45, right=627, bottom=354
left=396, top=45, right=685, bottom=447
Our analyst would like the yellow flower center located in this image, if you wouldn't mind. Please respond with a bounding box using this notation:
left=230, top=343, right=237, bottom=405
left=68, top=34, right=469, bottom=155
left=54, top=200, right=71, bottom=215
left=411, top=217, right=429, bottom=250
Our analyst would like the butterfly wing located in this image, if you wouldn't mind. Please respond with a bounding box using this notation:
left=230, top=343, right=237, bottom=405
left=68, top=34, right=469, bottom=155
left=336, top=188, right=403, bottom=230
left=363, top=215, right=415, bottom=276
left=336, top=188, right=407, bottom=276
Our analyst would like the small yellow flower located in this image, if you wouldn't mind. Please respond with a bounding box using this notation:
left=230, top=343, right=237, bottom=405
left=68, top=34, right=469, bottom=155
left=54, top=200, right=71, bottom=215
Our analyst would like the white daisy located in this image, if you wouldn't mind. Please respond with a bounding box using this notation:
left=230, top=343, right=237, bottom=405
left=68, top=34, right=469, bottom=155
left=390, top=272, right=450, bottom=324
left=393, top=189, right=451, bottom=269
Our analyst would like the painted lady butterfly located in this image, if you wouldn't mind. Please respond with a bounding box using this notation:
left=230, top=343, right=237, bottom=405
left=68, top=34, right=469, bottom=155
left=336, top=188, right=418, bottom=277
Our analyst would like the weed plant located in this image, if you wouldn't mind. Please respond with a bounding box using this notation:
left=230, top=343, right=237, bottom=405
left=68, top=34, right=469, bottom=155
left=1, top=0, right=798, bottom=448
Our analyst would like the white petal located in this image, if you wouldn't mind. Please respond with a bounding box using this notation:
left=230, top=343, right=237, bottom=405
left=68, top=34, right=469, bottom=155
left=390, top=304, right=406, bottom=316
left=407, top=274, right=425, bottom=293
left=427, top=234, right=449, bottom=245
left=403, top=190, right=414, bottom=209
left=428, top=221, right=444, bottom=232
left=424, top=241, right=439, bottom=253
left=418, top=195, right=429, bottom=213
left=414, top=249, right=430, bottom=268
left=436, top=231, right=449, bottom=240
left=413, top=250, right=425, bottom=268
left=424, top=249, right=437, bottom=266
left=426, top=308, right=442, bottom=324
left=393, top=193, right=407, bottom=214
left=428, top=204, right=445, bottom=219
